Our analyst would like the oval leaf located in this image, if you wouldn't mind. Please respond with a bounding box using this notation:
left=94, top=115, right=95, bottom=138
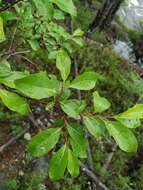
left=93, top=91, right=111, bottom=113
left=0, top=17, right=5, bottom=43
left=15, top=72, right=61, bottom=99
left=73, top=28, right=84, bottom=37
left=51, top=0, right=77, bottom=16
left=67, top=148, right=79, bottom=177
left=54, top=9, right=65, bottom=20
left=32, top=0, right=54, bottom=19
left=0, top=71, right=29, bottom=88
left=0, top=59, right=11, bottom=77
left=116, top=104, right=143, bottom=119
left=67, top=123, right=87, bottom=158
left=56, top=49, right=71, bottom=81
left=60, top=99, right=86, bottom=118
left=28, top=128, right=61, bottom=157
left=116, top=118, right=141, bottom=129
left=104, top=120, right=138, bottom=153
left=83, top=116, right=106, bottom=138
left=70, top=71, right=98, bottom=90
left=0, top=89, right=30, bottom=115
left=49, top=144, right=68, bottom=180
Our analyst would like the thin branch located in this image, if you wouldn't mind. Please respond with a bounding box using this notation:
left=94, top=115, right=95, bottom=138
left=73, top=55, right=82, bottom=99
left=18, top=55, right=39, bottom=70
left=28, top=114, right=40, bottom=131
left=104, top=144, right=117, bottom=170
left=8, top=26, right=17, bottom=52
left=6, top=51, right=39, bottom=70
left=6, top=50, right=30, bottom=59
left=0, top=0, right=24, bottom=13
left=84, top=36, right=104, bottom=47
left=69, top=20, right=82, bottom=100
left=0, top=125, right=30, bottom=153
left=86, top=140, right=94, bottom=170
left=80, top=163, right=110, bottom=190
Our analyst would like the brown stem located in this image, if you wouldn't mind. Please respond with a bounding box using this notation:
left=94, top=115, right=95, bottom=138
left=0, top=125, right=30, bottom=153
left=0, top=0, right=25, bottom=12
left=81, top=163, right=110, bottom=190
left=104, top=144, right=117, bottom=170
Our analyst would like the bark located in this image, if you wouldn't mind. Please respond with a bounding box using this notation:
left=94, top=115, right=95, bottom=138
left=87, top=0, right=124, bottom=34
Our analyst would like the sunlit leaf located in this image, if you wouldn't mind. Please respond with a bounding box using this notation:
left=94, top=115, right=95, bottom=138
left=53, top=9, right=65, bottom=20
left=104, top=120, right=138, bottom=153
left=0, top=59, right=11, bottom=77
left=15, top=72, right=61, bottom=99
left=51, top=0, right=77, bottom=16
left=56, top=49, right=71, bottom=81
left=60, top=99, right=86, bottom=118
left=73, top=28, right=84, bottom=37
left=0, top=71, right=29, bottom=88
left=49, top=144, right=68, bottom=180
left=67, top=123, right=87, bottom=158
left=93, top=91, right=111, bottom=113
left=0, top=17, right=5, bottom=43
left=70, top=71, right=98, bottom=90
left=116, top=104, right=143, bottom=119
left=32, top=0, right=54, bottom=19
left=67, top=148, right=79, bottom=177
left=83, top=116, right=106, bottom=138
left=28, top=128, right=61, bottom=157
left=0, top=89, right=30, bottom=115
left=116, top=118, right=141, bottom=129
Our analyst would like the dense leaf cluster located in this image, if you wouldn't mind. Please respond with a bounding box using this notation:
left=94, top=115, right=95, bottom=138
left=0, top=0, right=143, bottom=181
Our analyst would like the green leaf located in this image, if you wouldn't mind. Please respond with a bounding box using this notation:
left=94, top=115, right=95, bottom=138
left=32, top=0, right=54, bottom=19
left=61, top=88, right=71, bottom=100
left=6, top=179, right=17, bottom=190
left=0, top=71, right=29, bottom=88
left=51, top=0, right=77, bottom=16
left=73, top=29, right=84, bottom=37
left=71, top=37, right=84, bottom=47
left=28, top=39, right=40, bottom=51
left=83, top=116, right=106, bottom=138
left=93, top=91, right=111, bottom=113
left=0, top=89, right=30, bottom=115
left=53, top=118, right=64, bottom=128
left=48, top=22, right=70, bottom=39
left=54, top=9, right=65, bottom=20
left=0, top=59, right=11, bottom=77
left=116, top=118, right=141, bottom=129
left=60, top=99, right=86, bottom=118
left=67, top=123, right=87, bottom=158
left=28, top=128, right=61, bottom=157
left=45, top=100, right=55, bottom=111
left=67, top=148, right=79, bottom=177
left=0, top=11, right=16, bottom=21
left=0, top=17, right=5, bottom=43
left=15, top=72, right=61, bottom=99
left=48, top=51, right=58, bottom=60
left=62, top=42, right=73, bottom=54
left=49, top=144, right=68, bottom=180
left=104, top=120, right=138, bottom=153
left=116, top=104, right=143, bottom=119
left=56, top=49, right=71, bottom=81
left=70, top=71, right=98, bottom=90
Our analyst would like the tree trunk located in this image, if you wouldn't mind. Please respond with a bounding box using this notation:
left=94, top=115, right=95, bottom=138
left=87, top=0, right=124, bottom=34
